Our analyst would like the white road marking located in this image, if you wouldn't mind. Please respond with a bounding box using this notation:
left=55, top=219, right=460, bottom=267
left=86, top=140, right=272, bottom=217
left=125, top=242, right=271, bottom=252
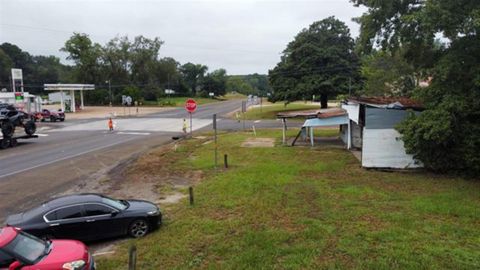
left=117, top=132, right=151, bottom=136
left=53, top=118, right=212, bottom=133
left=35, top=133, right=49, bottom=137
left=254, top=120, right=261, bottom=123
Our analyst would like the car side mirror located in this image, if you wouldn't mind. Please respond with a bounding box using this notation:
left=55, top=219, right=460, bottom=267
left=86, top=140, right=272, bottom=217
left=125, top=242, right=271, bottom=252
left=9, top=260, right=22, bottom=270
left=111, top=210, right=119, bottom=217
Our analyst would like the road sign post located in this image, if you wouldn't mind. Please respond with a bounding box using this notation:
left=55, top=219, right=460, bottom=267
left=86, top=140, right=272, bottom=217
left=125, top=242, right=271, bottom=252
left=185, top=99, right=197, bottom=137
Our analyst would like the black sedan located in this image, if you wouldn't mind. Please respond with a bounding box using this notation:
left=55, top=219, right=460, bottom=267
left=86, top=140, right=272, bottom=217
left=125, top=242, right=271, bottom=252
left=5, top=194, right=162, bottom=242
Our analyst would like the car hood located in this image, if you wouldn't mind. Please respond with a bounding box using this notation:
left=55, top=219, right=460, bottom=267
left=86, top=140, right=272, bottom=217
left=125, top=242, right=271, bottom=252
left=38, top=240, right=89, bottom=268
left=126, top=200, right=158, bottom=212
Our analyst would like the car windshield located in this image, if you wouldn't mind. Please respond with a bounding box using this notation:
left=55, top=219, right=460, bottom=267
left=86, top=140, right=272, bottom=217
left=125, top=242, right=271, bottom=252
left=101, top=196, right=127, bottom=210
left=3, top=232, right=47, bottom=264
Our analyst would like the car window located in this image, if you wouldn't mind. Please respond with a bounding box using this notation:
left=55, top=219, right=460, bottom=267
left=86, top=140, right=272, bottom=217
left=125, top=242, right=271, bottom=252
left=52, top=205, right=83, bottom=220
left=84, top=204, right=113, bottom=216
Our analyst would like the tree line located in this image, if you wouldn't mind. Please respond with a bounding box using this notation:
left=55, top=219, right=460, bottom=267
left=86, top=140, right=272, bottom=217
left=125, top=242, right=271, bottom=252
left=0, top=33, right=268, bottom=105
left=269, top=1, right=480, bottom=176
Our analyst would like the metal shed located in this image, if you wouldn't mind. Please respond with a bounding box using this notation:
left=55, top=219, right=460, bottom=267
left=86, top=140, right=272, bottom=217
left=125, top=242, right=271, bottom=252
left=341, top=97, right=423, bottom=169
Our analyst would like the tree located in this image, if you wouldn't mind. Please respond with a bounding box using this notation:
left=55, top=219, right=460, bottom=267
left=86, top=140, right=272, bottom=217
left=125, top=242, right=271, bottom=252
left=129, top=35, right=164, bottom=86
left=269, top=17, right=361, bottom=108
left=226, top=76, right=255, bottom=95
left=61, top=33, right=102, bottom=84
left=102, top=36, right=131, bottom=86
left=202, top=69, right=227, bottom=96
left=0, top=48, right=14, bottom=89
left=180, top=63, right=208, bottom=96
left=361, top=50, right=415, bottom=96
left=353, top=0, right=480, bottom=175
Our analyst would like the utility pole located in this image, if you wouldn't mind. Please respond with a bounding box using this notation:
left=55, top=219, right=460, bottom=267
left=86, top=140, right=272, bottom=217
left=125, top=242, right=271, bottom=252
left=106, top=80, right=112, bottom=106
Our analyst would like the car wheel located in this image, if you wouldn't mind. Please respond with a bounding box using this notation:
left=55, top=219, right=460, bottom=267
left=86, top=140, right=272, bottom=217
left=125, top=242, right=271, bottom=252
left=41, top=118, right=45, bottom=122
left=9, top=138, right=17, bottom=147
left=128, top=219, right=149, bottom=238
left=1, top=121, right=14, bottom=137
left=60, top=118, right=65, bottom=122
left=0, top=138, right=10, bottom=149
left=50, top=116, right=56, bottom=122
left=24, top=121, right=36, bottom=135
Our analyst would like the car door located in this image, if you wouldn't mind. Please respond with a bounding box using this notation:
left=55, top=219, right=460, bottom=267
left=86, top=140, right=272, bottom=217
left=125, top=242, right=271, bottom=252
left=83, top=203, right=121, bottom=239
left=44, top=205, right=89, bottom=240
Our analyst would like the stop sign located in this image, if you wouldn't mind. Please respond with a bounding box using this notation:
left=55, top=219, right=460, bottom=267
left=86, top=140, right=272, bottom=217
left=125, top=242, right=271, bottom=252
left=185, top=98, right=197, bottom=113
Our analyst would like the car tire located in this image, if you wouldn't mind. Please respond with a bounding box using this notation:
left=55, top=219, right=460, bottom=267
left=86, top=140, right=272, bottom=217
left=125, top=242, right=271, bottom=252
left=24, top=121, right=36, bottom=135
left=0, top=138, right=10, bottom=149
left=1, top=121, right=14, bottom=138
left=50, top=116, right=56, bottom=122
left=9, top=138, right=17, bottom=147
left=128, top=219, right=149, bottom=238
left=60, top=118, right=65, bottom=122
left=41, top=118, right=45, bottom=122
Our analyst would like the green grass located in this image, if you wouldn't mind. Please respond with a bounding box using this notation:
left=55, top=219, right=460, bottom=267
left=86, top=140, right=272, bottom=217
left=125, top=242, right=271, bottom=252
left=241, top=102, right=320, bottom=120
left=143, top=97, right=220, bottom=107
left=97, top=129, right=480, bottom=270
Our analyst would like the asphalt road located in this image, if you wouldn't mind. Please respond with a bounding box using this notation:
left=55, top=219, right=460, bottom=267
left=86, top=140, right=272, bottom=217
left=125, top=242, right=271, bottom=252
left=0, top=100, right=298, bottom=220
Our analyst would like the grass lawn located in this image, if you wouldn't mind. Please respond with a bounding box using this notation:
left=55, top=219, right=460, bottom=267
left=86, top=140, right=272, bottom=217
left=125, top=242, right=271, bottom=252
left=242, top=102, right=320, bottom=120
left=143, top=96, right=220, bottom=107
left=98, top=129, right=480, bottom=270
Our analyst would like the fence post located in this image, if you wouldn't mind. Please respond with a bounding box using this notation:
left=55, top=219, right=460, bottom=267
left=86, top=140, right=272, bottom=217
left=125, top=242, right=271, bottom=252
left=224, top=154, right=228, bottom=169
left=189, top=186, right=194, bottom=205
left=128, top=245, right=137, bottom=270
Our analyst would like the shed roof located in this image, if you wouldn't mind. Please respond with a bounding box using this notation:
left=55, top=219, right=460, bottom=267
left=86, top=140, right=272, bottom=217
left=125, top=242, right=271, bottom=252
left=348, top=96, right=423, bottom=110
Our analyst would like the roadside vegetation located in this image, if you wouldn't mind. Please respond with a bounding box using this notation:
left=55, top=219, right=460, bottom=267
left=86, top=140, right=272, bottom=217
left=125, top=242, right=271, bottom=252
left=142, top=97, right=220, bottom=107
left=98, top=129, right=480, bottom=269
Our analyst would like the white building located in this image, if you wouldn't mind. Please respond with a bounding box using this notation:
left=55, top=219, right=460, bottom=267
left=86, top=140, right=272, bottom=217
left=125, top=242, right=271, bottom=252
left=340, top=97, right=423, bottom=169
left=48, top=92, right=71, bottom=103
left=0, top=92, right=42, bottom=113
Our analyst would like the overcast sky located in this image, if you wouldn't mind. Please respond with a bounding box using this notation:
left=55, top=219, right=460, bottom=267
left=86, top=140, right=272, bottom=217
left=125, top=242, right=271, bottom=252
left=0, top=0, right=366, bottom=75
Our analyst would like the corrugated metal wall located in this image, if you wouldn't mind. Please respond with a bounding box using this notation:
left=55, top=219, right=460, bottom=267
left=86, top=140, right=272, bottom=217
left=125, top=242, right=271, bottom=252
left=362, top=129, right=422, bottom=168
left=362, top=107, right=422, bottom=169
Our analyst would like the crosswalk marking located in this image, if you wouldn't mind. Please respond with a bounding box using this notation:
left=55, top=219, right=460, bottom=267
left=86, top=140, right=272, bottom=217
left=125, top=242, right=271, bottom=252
left=117, top=132, right=151, bottom=136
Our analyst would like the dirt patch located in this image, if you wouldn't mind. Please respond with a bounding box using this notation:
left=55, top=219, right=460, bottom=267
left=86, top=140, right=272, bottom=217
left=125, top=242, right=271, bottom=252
left=241, top=137, right=275, bottom=148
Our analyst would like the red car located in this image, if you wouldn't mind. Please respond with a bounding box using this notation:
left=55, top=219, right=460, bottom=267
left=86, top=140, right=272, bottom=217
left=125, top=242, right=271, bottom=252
left=34, top=109, right=65, bottom=122
left=0, top=227, right=94, bottom=270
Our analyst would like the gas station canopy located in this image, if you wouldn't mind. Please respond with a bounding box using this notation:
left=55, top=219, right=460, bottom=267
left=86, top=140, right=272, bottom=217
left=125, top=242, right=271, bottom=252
left=44, top=84, right=95, bottom=112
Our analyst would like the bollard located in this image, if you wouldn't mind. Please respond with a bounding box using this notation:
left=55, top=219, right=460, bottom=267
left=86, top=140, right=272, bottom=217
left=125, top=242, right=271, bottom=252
left=189, top=186, right=194, bottom=205
left=128, top=245, right=137, bottom=270
left=224, top=154, right=229, bottom=169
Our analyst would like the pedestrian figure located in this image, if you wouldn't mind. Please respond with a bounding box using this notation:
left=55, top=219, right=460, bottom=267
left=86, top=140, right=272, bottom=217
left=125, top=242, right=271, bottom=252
left=108, top=118, right=114, bottom=131
left=182, top=118, right=187, bottom=134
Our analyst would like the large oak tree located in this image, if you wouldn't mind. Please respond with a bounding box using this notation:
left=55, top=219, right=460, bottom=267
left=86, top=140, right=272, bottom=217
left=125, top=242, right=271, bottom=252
left=269, top=16, right=361, bottom=108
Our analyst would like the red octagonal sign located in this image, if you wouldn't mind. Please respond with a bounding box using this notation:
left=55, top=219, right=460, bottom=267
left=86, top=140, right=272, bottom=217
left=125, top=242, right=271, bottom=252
left=185, top=98, right=197, bottom=113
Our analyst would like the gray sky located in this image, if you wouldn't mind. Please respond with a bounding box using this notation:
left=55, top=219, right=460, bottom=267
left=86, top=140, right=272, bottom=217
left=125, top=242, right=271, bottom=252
left=0, top=0, right=365, bottom=75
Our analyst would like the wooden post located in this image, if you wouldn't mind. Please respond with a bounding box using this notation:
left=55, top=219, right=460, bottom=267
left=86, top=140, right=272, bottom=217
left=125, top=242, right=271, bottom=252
left=310, top=126, right=314, bottom=146
left=189, top=112, right=193, bottom=137
left=282, top=118, right=287, bottom=145
left=189, top=186, right=194, bottom=205
left=213, top=114, right=217, bottom=169
left=224, top=154, right=228, bottom=168
left=128, top=245, right=137, bottom=270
